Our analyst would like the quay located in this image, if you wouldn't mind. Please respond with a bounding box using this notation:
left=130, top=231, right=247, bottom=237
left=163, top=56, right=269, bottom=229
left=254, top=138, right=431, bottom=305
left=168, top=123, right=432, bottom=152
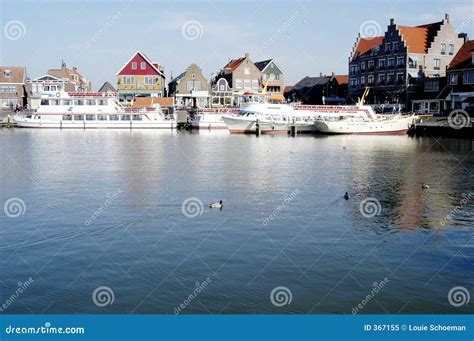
left=411, top=117, right=473, bottom=138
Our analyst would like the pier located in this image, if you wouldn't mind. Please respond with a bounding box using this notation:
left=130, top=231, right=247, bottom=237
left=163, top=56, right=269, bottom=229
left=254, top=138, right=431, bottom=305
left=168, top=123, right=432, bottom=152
left=411, top=117, right=473, bottom=138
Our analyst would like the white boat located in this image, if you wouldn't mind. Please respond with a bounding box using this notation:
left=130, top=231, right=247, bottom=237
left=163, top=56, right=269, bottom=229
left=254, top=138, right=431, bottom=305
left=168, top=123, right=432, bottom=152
left=13, top=91, right=176, bottom=129
left=314, top=113, right=418, bottom=134
left=222, top=92, right=319, bottom=134
left=191, top=108, right=238, bottom=130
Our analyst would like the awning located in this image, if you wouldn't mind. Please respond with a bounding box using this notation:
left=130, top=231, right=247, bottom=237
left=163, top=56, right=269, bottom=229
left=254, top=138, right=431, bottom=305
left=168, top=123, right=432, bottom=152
left=268, top=93, right=285, bottom=101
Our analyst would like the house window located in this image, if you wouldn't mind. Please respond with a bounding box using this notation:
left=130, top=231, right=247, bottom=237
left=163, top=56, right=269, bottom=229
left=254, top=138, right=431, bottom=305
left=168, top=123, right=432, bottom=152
left=397, top=56, right=404, bottom=66
left=140, top=62, right=146, bottom=70
left=360, top=76, right=365, bottom=85
left=387, top=58, right=395, bottom=67
left=262, top=74, right=267, bottom=81
left=408, top=56, right=418, bottom=69
left=4, top=70, right=11, bottom=77
left=71, top=75, right=78, bottom=81
left=434, top=58, right=441, bottom=70
left=385, top=43, right=390, bottom=52
left=463, top=71, right=474, bottom=84
left=186, top=81, right=194, bottom=92
left=387, top=73, right=395, bottom=83
left=448, top=44, right=454, bottom=55
left=397, top=72, right=404, bottom=83
left=368, top=75, right=374, bottom=84
left=450, top=73, right=458, bottom=85
left=144, top=76, right=155, bottom=85
left=378, top=58, right=386, bottom=68
left=368, top=60, right=374, bottom=69
left=244, top=79, right=251, bottom=89
left=360, top=62, right=366, bottom=70
left=235, top=79, right=243, bottom=89
left=392, top=42, right=398, bottom=50
left=123, top=76, right=134, bottom=85
left=194, top=81, right=201, bottom=91
left=131, top=62, right=137, bottom=70
left=244, top=67, right=251, bottom=75
left=251, top=79, right=259, bottom=89
left=378, top=74, right=386, bottom=84
left=440, top=44, right=446, bottom=55
left=275, top=74, right=280, bottom=80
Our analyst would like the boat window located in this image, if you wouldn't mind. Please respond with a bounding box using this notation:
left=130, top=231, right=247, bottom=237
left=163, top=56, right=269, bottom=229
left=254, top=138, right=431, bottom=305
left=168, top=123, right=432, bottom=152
left=51, top=99, right=60, bottom=105
left=109, top=115, right=119, bottom=121
left=85, top=115, right=95, bottom=121
left=97, top=115, right=108, bottom=121
left=98, top=99, right=107, bottom=105
left=74, top=100, right=84, bottom=105
left=26, top=115, right=32, bottom=119
left=86, top=100, right=96, bottom=105
left=132, top=115, right=142, bottom=121
left=62, top=100, right=71, bottom=106
left=73, top=115, right=84, bottom=121
left=121, top=115, right=131, bottom=121
left=40, top=99, right=49, bottom=105
left=62, top=115, right=72, bottom=121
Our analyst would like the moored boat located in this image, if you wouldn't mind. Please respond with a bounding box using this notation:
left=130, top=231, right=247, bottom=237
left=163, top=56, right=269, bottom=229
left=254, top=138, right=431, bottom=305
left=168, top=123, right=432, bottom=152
left=13, top=92, right=176, bottom=129
left=191, top=108, right=239, bottom=130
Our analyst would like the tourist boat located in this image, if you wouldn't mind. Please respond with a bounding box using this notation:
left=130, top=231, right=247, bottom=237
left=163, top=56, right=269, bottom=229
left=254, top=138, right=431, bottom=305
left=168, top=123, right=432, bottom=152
left=221, top=92, right=320, bottom=134
left=191, top=108, right=239, bottom=130
left=312, top=88, right=419, bottom=134
left=13, top=92, right=176, bottom=129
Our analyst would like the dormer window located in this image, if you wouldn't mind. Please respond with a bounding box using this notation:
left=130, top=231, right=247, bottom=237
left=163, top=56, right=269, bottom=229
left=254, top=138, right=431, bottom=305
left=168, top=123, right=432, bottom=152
left=4, top=70, right=11, bottom=77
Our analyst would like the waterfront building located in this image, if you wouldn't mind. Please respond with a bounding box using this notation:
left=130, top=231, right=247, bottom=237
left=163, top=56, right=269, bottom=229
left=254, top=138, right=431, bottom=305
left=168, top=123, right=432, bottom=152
left=446, top=40, right=474, bottom=112
left=284, top=73, right=348, bottom=104
left=211, top=53, right=261, bottom=106
left=411, top=76, right=449, bottom=115
left=27, top=74, right=68, bottom=109
left=348, top=14, right=465, bottom=108
left=0, top=66, right=27, bottom=109
left=168, top=64, right=210, bottom=108
left=254, top=59, right=285, bottom=101
left=97, top=81, right=116, bottom=94
left=132, top=97, right=175, bottom=116
left=47, top=62, right=91, bottom=92
left=116, top=50, right=166, bottom=102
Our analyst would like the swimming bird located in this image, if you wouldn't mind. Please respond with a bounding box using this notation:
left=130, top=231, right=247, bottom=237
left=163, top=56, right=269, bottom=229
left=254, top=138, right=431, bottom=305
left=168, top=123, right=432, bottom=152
left=209, top=200, right=223, bottom=209
left=344, top=192, right=350, bottom=200
left=421, top=183, right=430, bottom=189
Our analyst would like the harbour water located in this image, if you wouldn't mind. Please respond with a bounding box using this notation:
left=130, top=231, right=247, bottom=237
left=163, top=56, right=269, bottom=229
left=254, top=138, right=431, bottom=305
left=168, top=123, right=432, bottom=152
left=0, top=129, right=472, bottom=314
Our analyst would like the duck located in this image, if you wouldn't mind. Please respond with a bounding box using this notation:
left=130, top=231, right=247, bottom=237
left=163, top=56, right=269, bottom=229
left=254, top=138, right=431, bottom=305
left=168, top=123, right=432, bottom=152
left=209, top=200, right=223, bottom=209
left=421, top=183, right=430, bottom=190
left=344, top=192, right=350, bottom=200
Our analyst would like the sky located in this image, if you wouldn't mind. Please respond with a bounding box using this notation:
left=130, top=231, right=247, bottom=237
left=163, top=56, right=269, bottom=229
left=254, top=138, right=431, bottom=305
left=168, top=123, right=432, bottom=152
left=1, top=0, right=473, bottom=90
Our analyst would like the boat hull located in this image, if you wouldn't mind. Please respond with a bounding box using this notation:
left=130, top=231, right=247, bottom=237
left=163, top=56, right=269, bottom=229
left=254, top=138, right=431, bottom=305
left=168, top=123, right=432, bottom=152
left=313, top=116, right=416, bottom=135
left=13, top=117, right=176, bottom=129
left=222, top=116, right=317, bottom=134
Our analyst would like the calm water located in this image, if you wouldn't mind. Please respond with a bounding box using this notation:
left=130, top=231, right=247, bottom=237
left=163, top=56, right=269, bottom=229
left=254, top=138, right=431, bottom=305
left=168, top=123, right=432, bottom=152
left=0, top=129, right=472, bottom=314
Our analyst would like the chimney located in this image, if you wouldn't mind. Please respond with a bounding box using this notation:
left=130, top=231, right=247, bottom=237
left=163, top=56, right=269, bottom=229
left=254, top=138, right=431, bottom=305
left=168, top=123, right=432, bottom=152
left=458, top=33, right=468, bottom=43
left=61, top=60, right=66, bottom=68
left=390, top=18, right=395, bottom=25
left=245, top=52, right=249, bottom=59
left=444, top=13, right=449, bottom=23
left=319, top=72, right=323, bottom=77
left=73, top=67, right=77, bottom=72
left=331, top=72, right=335, bottom=76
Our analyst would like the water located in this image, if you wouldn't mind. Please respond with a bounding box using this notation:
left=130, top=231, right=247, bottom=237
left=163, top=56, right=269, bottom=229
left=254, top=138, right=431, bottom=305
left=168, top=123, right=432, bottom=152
left=0, top=129, right=472, bottom=314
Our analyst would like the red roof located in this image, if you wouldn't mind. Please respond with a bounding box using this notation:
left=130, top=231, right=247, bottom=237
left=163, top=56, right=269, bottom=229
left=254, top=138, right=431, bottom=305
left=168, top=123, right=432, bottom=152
left=224, top=57, right=245, bottom=71
left=397, top=26, right=430, bottom=53
left=449, top=40, right=474, bottom=69
left=353, top=37, right=383, bottom=59
left=116, top=51, right=164, bottom=77
left=333, top=75, right=348, bottom=85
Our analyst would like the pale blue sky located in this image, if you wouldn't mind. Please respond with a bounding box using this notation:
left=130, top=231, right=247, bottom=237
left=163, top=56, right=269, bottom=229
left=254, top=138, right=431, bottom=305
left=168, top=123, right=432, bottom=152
left=1, top=0, right=473, bottom=89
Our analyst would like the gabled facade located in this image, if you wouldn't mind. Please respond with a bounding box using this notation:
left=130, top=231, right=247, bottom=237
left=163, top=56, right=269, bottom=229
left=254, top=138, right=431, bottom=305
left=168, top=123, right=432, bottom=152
left=349, top=14, right=465, bottom=107
left=27, top=74, right=68, bottom=109
left=212, top=53, right=261, bottom=106
left=284, top=73, right=348, bottom=105
left=168, top=64, right=210, bottom=108
left=48, top=62, right=91, bottom=92
left=97, top=81, right=117, bottom=93
left=0, top=66, right=27, bottom=109
left=116, top=51, right=166, bottom=102
left=255, top=59, right=285, bottom=95
left=447, top=40, right=474, bottom=112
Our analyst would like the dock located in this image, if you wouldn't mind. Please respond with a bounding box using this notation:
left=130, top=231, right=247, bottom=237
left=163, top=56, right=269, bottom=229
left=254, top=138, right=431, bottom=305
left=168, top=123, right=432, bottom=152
left=411, top=117, right=473, bottom=138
